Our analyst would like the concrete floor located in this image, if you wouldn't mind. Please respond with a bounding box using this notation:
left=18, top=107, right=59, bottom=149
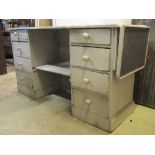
left=0, top=65, right=155, bottom=134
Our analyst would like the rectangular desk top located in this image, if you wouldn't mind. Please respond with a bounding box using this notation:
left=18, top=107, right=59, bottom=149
left=9, top=24, right=149, bottom=31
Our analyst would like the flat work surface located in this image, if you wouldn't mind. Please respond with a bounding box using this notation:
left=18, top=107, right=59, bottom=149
left=37, top=62, right=70, bottom=77
left=116, top=27, right=149, bottom=79
left=9, top=24, right=149, bottom=31
left=0, top=70, right=155, bottom=134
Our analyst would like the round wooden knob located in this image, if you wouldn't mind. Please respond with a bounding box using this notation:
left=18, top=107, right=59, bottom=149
left=83, top=78, right=89, bottom=84
left=82, top=55, right=89, bottom=61
left=82, top=33, right=89, bottom=39
left=14, top=32, right=17, bottom=36
left=85, top=99, right=91, bottom=105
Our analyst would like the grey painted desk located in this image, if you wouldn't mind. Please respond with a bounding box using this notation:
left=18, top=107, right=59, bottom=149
left=10, top=25, right=149, bottom=132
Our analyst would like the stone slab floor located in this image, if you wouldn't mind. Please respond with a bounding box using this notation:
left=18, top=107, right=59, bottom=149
left=0, top=64, right=155, bottom=135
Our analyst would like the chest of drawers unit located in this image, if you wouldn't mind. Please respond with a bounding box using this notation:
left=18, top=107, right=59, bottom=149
left=69, top=26, right=149, bottom=132
left=10, top=25, right=149, bottom=132
left=10, top=29, right=61, bottom=98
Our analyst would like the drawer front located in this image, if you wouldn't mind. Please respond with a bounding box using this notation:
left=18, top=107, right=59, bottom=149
left=17, top=82, right=59, bottom=99
left=14, top=56, right=32, bottom=72
left=10, top=31, right=19, bottom=41
left=33, top=71, right=58, bottom=91
left=71, top=68, right=109, bottom=95
left=18, top=31, right=28, bottom=41
left=72, top=89, right=108, bottom=117
left=70, top=29, right=111, bottom=45
left=71, top=106, right=111, bottom=132
left=12, top=42, right=31, bottom=58
left=70, top=46, right=110, bottom=71
left=16, top=71, right=33, bottom=89
left=16, top=70, right=58, bottom=91
left=11, top=30, right=28, bottom=41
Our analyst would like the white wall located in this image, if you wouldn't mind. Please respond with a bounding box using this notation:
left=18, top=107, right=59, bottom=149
left=53, top=19, right=131, bottom=26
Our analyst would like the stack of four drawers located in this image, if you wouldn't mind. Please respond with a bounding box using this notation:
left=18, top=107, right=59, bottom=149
left=70, top=28, right=113, bottom=131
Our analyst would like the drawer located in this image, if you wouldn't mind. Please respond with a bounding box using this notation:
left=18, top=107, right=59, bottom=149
left=72, top=89, right=108, bottom=118
left=17, top=82, right=59, bottom=99
left=12, top=42, right=31, bottom=58
left=16, top=70, right=58, bottom=91
left=16, top=71, right=33, bottom=89
left=71, top=106, right=111, bottom=132
left=70, top=46, right=110, bottom=71
left=11, top=30, right=28, bottom=41
left=14, top=56, right=32, bottom=72
left=71, top=68, right=109, bottom=95
left=70, top=29, right=111, bottom=45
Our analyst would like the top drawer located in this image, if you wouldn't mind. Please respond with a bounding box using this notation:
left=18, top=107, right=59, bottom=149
left=70, top=29, right=111, bottom=45
left=10, top=30, right=28, bottom=41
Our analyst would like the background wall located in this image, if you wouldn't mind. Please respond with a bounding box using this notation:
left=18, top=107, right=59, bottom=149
left=53, top=19, right=131, bottom=26
left=35, top=19, right=53, bottom=26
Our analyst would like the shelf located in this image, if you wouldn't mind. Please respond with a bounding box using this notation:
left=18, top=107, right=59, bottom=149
left=36, top=61, right=70, bottom=77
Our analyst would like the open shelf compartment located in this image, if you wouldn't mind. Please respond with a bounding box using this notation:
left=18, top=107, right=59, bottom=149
left=36, top=61, right=70, bottom=77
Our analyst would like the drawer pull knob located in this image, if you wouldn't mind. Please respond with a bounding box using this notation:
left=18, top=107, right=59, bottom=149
left=17, top=48, right=21, bottom=51
left=17, top=48, right=22, bottom=56
left=85, top=99, right=91, bottom=105
left=82, top=55, right=89, bottom=61
left=83, top=78, right=89, bottom=84
left=14, top=32, right=18, bottom=36
left=82, top=33, right=89, bottom=39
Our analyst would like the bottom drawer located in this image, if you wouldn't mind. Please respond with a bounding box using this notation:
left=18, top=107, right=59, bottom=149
left=71, top=106, right=111, bottom=132
left=17, top=82, right=59, bottom=99
left=72, top=102, right=135, bottom=132
left=72, top=88, right=109, bottom=118
left=16, top=70, right=58, bottom=91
